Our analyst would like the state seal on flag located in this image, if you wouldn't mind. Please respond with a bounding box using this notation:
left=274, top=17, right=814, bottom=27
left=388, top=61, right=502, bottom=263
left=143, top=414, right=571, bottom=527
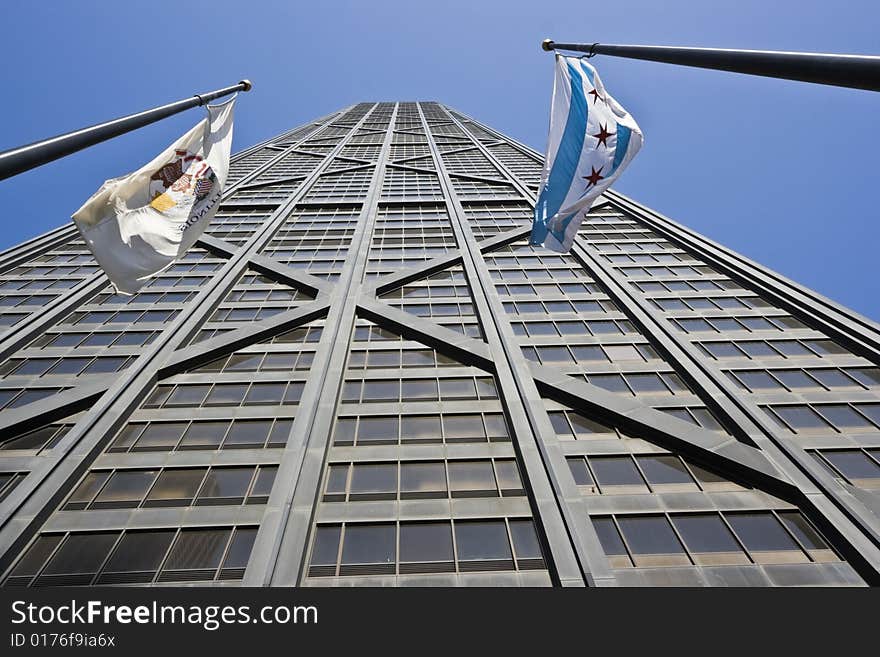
left=148, top=149, right=217, bottom=215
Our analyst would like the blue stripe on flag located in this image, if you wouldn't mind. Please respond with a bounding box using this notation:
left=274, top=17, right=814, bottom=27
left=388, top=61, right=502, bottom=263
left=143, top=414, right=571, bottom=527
left=610, top=124, right=631, bottom=175
left=531, top=60, right=589, bottom=245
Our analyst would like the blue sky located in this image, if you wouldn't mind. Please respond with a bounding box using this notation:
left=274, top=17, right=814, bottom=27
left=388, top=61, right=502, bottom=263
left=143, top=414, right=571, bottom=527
left=1, top=1, right=877, bottom=319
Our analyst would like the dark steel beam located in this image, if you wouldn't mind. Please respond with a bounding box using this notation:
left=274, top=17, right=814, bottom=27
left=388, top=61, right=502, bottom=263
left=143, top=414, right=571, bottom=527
left=0, top=81, right=253, bottom=181
left=542, top=39, right=880, bottom=92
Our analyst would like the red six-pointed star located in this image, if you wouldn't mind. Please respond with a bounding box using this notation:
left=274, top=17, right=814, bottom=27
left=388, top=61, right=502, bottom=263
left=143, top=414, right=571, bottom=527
left=588, top=88, right=604, bottom=104
left=592, top=122, right=614, bottom=148
left=583, top=166, right=605, bottom=188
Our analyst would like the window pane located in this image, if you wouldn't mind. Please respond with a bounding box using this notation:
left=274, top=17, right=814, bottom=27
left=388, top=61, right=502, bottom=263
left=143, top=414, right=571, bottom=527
left=636, top=456, right=693, bottom=485
left=68, top=471, right=111, bottom=506
left=207, top=384, right=250, bottom=405
left=672, top=515, right=741, bottom=553
left=180, top=421, right=230, bottom=449
left=102, top=530, right=175, bottom=574
left=250, top=466, right=277, bottom=497
left=349, top=463, right=397, bottom=495
left=494, top=460, right=523, bottom=491
left=325, top=464, right=349, bottom=495
left=310, top=526, right=340, bottom=567
left=777, top=512, right=830, bottom=551
left=509, top=519, right=542, bottom=560
left=617, top=516, right=685, bottom=555
left=590, top=457, right=644, bottom=486
left=164, top=529, right=231, bottom=570
left=357, top=416, right=399, bottom=444
left=443, top=415, right=484, bottom=440
left=772, top=406, right=832, bottom=430
left=773, top=370, right=818, bottom=389
left=399, top=522, right=453, bottom=563
left=166, top=385, right=211, bottom=407
left=145, top=469, right=204, bottom=504
left=94, top=470, right=158, bottom=505
left=341, top=524, right=396, bottom=565
left=401, top=415, right=441, bottom=442
left=593, top=518, right=627, bottom=556
left=401, top=379, right=438, bottom=400
left=197, top=468, right=254, bottom=502
left=439, top=378, right=476, bottom=399
left=223, top=420, right=272, bottom=448
left=222, top=528, right=257, bottom=569
left=9, top=535, right=63, bottom=577
left=726, top=513, right=801, bottom=551
left=822, top=451, right=880, bottom=479
left=400, top=462, right=446, bottom=495
left=448, top=461, right=496, bottom=495
left=454, top=521, right=511, bottom=561
left=134, top=423, right=187, bottom=450
left=816, top=405, right=875, bottom=429
left=362, top=380, right=399, bottom=401
left=43, top=533, right=118, bottom=575
left=243, top=383, right=285, bottom=405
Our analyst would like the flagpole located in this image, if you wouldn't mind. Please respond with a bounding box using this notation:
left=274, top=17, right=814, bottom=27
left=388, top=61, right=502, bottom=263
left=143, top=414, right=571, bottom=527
left=542, top=39, right=880, bottom=92
left=0, top=80, right=253, bottom=182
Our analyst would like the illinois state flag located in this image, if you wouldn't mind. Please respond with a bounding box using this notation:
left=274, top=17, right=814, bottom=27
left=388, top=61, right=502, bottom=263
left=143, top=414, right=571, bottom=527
left=531, top=55, right=643, bottom=252
left=73, top=97, right=235, bottom=294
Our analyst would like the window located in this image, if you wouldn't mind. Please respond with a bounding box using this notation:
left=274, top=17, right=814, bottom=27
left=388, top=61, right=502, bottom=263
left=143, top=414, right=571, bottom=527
left=340, top=524, right=396, bottom=575
left=592, top=518, right=632, bottom=568
left=671, top=515, right=748, bottom=565
left=38, top=533, right=118, bottom=585
left=144, top=469, right=204, bottom=507
left=98, top=531, right=176, bottom=584
left=636, top=456, right=697, bottom=490
left=589, top=457, right=648, bottom=493
left=196, top=468, right=254, bottom=505
left=616, top=516, right=689, bottom=567
left=454, top=521, right=513, bottom=570
left=448, top=461, right=496, bottom=497
left=819, top=450, right=880, bottom=488
left=162, top=529, right=232, bottom=581
left=724, top=513, right=807, bottom=563
left=508, top=520, right=544, bottom=568
left=92, top=470, right=157, bottom=508
left=400, top=462, right=446, bottom=499
left=399, top=523, right=454, bottom=573
left=349, top=463, right=397, bottom=500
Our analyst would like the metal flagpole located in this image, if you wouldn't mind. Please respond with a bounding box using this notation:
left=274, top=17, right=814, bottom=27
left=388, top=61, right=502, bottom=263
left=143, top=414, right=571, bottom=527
left=0, top=80, right=253, bottom=182
left=542, top=39, right=880, bottom=92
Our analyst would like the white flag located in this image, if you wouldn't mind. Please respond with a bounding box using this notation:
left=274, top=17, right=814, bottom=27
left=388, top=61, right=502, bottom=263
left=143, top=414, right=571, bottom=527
left=531, top=55, right=643, bottom=252
left=73, top=97, right=236, bottom=294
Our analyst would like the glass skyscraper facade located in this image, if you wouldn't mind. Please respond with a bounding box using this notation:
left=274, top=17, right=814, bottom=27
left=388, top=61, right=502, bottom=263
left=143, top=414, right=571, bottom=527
left=0, top=102, right=878, bottom=587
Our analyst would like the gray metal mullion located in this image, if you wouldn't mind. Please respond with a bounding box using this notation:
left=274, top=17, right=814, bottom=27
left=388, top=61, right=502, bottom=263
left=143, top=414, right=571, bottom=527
left=422, top=102, right=592, bottom=586
left=245, top=104, right=395, bottom=585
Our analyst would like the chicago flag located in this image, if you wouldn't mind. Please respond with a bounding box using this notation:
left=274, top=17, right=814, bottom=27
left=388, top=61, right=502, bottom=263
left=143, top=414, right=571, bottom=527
left=531, top=55, right=643, bottom=252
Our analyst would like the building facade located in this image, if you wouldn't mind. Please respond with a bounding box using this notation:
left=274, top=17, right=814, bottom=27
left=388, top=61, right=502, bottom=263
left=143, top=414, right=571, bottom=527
left=0, top=101, right=878, bottom=587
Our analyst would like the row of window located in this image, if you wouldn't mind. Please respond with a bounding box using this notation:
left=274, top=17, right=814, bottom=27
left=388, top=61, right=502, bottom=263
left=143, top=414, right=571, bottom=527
left=0, top=355, right=133, bottom=378
left=765, top=403, right=880, bottom=434
left=109, top=418, right=293, bottom=452
left=390, top=302, right=475, bottom=319
left=192, top=350, right=316, bottom=374
left=604, top=252, right=683, bottom=265
left=208, top=305, right=305, bottom=323
left=813, top=449, right=880, bottom=488
left=511, top=318, right=638, bottom=338
left=727, top=367, right=880, bottom=393
left=143, top=382, right=305, bottom=409
left=65, top=465, right=277, bottom=510
left=547, top=405, right=724, bottom=438
left=633, top=279, right=741, bottom=294
left=617, top=265, right=713, bottom=278
left=65, top=308, right=179, bottom=326
left=0, top=423, right=72, bottom=453
left=673, top=315, right=809, bottom=336
left=333, top=413, right=509, bottom=446
left=698, top=339, right=848, bottom=361
left=571, top=371, right=691, bottom=397
left=308, top=518, right=543, bottom=577
left=5, top=526, right=256, bottom=587
left=0, top=388, right=67, bottom=413
left=347, top=348, right=461, bottom=369
left=521, top=343, right=660, bottom=365
left=567, top=454, right=742, bottom=494
left=594, top=511, right=836, bottom=568
left=323, top=458, right=523, bottom=501
left=502, top=299, right=619, bottom=316
left=494, top=282, right=602, bottom=297
left=379, top=284, right=471, bottom=300
left=652, top=296, right=770, bottom=312
left=95, top=290, right=198, bottom=306
left=341, top=376, right=498, bottom=404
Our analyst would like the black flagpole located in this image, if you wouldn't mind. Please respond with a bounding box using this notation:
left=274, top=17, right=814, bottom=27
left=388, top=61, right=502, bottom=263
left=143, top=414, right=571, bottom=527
left=0, top=79, right=253, bottom=182
left=542, top=39, right=880, bottom=92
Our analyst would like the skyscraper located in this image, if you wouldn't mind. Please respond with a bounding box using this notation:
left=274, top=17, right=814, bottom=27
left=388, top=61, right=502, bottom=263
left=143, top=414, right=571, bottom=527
left=0, top=101, right=878, bottom=587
